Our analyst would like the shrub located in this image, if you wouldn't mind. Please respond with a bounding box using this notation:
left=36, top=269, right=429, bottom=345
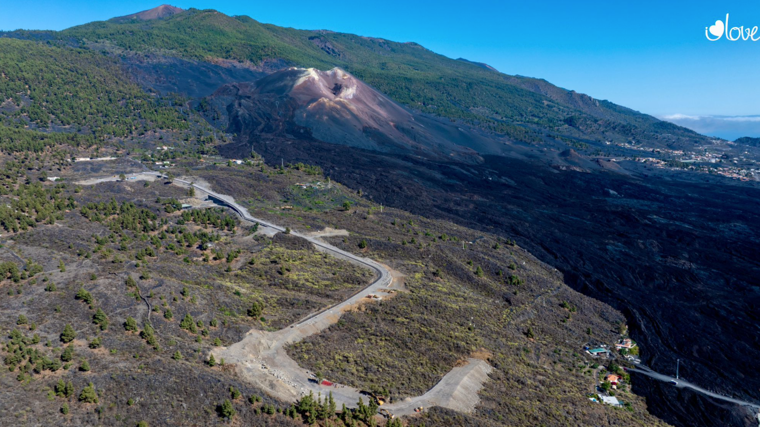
left=124, top=316, right=138, bottom=332
left=61, top=346, right=74, bottom=362
left=60, top=324, right=76, bottom=343
left=76, top=288, right=93, bottom=305
left=79, top=383, right=98, bottom=403
left=55, top=379, right=67, bottom=396
left=217, top=399, right=235, bottom=419
left=140, top=324, right=159, bottom=349
left=93, top=308, right=109, bottom=330
left=247, top=301, right=264, bottom=318
left=180, top=314, right=197, bottom=333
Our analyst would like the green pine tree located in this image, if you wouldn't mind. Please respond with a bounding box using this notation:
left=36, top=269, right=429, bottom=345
left=61, top=345, right=74, bottom=362
left=124, top=316, right=138, bottom=332
left=78, top=383, right=98, bottom=403
left=218, top=399, right=235, bottom=419
left=60, top=324, right=76, bottom=343
left=93, top=308, right=108, bottom=330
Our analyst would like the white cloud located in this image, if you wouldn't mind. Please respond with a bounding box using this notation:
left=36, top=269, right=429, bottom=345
left=659, top=114, right=760, bottom=140
left=661, top=113, right=701, bottom=121
left=721, top=115, right=760, bottom=122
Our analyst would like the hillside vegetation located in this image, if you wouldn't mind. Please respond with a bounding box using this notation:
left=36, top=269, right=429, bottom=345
left=0, top=39, right=189, bottom=137
left=58, top=8, right=703, bottom=145
left=0, top=6, right=723, bottom=426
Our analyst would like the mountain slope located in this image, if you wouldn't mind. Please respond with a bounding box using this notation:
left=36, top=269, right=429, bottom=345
left=110, top=4, right=184, bottom=23
left=203, top=67, right=514, bottom=163
left=0, top=6, right=756, bottom=427
left=0, top=38, right=189, bottom=137
left=59, top=8, right=706, bottom=149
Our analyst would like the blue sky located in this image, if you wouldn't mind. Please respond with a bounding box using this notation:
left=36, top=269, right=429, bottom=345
left=2, top=1, right=760, bottom=137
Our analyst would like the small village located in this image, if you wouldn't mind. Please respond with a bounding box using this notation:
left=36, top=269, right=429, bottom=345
left=584, top=336, right=639, bottom=410
left=632, top=156, right=758, bottom=181
left=608, top=140, right=760, bottom=181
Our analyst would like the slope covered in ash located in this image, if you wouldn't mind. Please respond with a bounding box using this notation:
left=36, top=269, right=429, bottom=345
left=243, top=133, right=760, bottom=427
left=205, top=67, right=525, bottom=164
left=199, top=67, right=760, bottom=427
left=61, top=7, right=710, bottom=153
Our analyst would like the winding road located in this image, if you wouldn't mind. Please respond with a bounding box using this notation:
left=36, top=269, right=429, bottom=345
left=74, top=173, right=493, bottom=417
left=172, top=177, right=494, bottom=416
left=77, top=170, right=760, bottom=422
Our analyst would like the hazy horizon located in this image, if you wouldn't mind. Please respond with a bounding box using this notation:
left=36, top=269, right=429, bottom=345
left=659, top=114, right=760, bottom=140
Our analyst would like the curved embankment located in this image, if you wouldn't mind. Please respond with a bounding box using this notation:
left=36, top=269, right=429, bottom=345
left=167, top=177, right=494, bottom=417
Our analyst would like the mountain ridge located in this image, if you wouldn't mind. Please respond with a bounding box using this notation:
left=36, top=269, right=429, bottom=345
left=57, top=7, right=706, bottom=151
left=110, top=4, right=184, bottom=23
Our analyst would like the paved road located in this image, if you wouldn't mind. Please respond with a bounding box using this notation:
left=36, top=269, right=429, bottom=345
left=78, top=172, right=494, bottom=416
left=173, top=177, right=393, bottom=290
left=169, top=177, right=493, bottom=417
left=629, top=365, right=760, bottom=411
left=92, top=172, right=760, bottom=420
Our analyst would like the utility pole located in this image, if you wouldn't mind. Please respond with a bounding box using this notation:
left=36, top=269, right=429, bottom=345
left=676, top=359, right=680, bottom=380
